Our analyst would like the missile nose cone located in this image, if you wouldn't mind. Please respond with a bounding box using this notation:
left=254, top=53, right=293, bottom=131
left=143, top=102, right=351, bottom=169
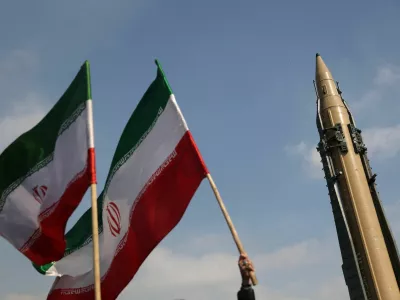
left=316, top=53, right=320, bottom=57
left=315, top=53, right=333, bottom=81
left=315, top=54, right=342, bottom=109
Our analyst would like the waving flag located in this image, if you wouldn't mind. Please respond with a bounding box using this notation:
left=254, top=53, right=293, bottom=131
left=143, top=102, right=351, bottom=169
left=0, top=62, right=96, bottom=265
left=35, top=60, right=208, bottom=300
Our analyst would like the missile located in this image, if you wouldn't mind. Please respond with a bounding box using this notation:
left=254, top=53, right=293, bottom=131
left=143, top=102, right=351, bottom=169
left=314, top=53, right=400, bottom=300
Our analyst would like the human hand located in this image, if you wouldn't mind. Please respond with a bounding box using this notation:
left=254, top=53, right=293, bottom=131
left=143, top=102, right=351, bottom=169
left=238, top=253, right=254, bottom=286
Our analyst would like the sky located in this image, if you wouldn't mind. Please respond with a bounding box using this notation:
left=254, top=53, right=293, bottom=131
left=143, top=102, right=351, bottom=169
left=1, top=0, right=400, bottom=299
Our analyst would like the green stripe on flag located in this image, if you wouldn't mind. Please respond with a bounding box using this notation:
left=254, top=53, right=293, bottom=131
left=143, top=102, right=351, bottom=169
left=33, top=60, right=174, bottom=274
left=106, top=60, right=172, bottom=180
left=85, top=61, right=92, bottom=100
left=0, top=61, right=91, bottom=211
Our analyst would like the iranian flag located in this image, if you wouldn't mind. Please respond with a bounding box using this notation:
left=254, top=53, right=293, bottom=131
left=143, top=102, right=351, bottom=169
left=35, top=60, right=208, bottom=299
left=0, top=61, right=96, bottom=265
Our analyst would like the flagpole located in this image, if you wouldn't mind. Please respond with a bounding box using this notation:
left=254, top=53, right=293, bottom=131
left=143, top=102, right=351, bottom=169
left=86, top=88, right=101, bottom=298
left=90, top=183, right=101, bottom=300
left=206, top=173, right=258, bottom=286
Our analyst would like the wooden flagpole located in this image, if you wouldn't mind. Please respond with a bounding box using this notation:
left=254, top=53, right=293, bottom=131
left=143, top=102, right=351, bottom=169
left=86, top=87, right=101, bottom=299
left=206, top=173, right=258, bottom=286
left=90, top=183, right=101, bottom=300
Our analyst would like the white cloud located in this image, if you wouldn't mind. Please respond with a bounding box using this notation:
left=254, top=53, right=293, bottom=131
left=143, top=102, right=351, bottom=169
left=287, top=63, right=400, bottom=178
left=348, top=64, right=400, bottom=159
left=0, top=49, right=39, bottom=78
left=118, top=235, right=346, bottom=300
left=0, top=93, right=48, bottom=153
left=0, top=48, right=49, bottom=154
left=313, top=276, right=348, bottom=300
left=373, top=64, right=400, bottom=86
left=352, top=89, right=382, bottom=112
left=0, top=49, right=40, bottom=101
left=0, top=234, right=353, bottom=300
left=362, top=125, right=400, bottom=159
left=254, top=238, right=334, bottom=271
left=286, top=123, right=400, bottom=179
left=5, top=235, right=341, bottom=300
left=353, top=63, right=400, bottom=112
left=284, top=141, right=323, bottom=179
left=4, top=295, right=43, bottom=300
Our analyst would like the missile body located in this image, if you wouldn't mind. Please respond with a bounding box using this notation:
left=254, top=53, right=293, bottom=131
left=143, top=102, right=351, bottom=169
left=314, top=54, right=400, bottom=300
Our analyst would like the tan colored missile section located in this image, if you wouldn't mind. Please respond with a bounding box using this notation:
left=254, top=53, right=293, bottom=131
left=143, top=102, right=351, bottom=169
left=315, top=54, right=400, bottom=300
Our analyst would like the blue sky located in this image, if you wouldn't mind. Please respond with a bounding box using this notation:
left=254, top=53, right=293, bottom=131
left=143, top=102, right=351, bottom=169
left=1, top=0, right=400, bottom=299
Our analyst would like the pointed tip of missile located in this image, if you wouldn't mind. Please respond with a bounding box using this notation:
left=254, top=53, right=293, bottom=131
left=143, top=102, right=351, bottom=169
left=315, top=53, right=324, bottom=68
left=315, top=53, right=333, bottom=81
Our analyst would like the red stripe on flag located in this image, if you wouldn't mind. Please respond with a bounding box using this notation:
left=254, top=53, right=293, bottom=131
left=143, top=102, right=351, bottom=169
left=48, top=132, right=207, bottom=299
left=21, top=148, right=95, bottom=265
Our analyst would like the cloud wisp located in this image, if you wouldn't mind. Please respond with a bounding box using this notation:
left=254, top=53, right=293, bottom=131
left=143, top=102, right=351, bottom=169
left=352, top=63, right=400, bottom=113
left=287, top=63, right=400, bottom=179
left=284, top=142, right=323, bottom=180
left=0, top=93, right=48, bottom=153
left=2, top=233, right=347, bottom=300
left=4, top=295, right=43, bottom=300
left=362, top=125, right=400, bottom=159
left=373, top=64, right=400, bottom=87
left=0, top=49, right=49, bottom=153
left=286, top=122, right=400, bottom=179
left=116, top=234, right=347, bottom=300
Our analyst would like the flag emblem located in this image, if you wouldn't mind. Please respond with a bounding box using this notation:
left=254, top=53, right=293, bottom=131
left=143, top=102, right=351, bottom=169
left=32, top=185, right=48, bottom=205
left=106, top=202, right=121, bottom=237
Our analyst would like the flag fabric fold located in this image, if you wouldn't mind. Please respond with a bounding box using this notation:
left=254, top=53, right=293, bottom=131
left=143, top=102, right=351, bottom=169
left=36, top=60, right=208, bottom=299
left=0, top=61, right=96, bottom=265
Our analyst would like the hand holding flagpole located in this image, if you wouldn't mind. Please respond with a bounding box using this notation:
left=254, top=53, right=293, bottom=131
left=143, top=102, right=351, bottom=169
left=206, top=173, right=258, bottom=286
